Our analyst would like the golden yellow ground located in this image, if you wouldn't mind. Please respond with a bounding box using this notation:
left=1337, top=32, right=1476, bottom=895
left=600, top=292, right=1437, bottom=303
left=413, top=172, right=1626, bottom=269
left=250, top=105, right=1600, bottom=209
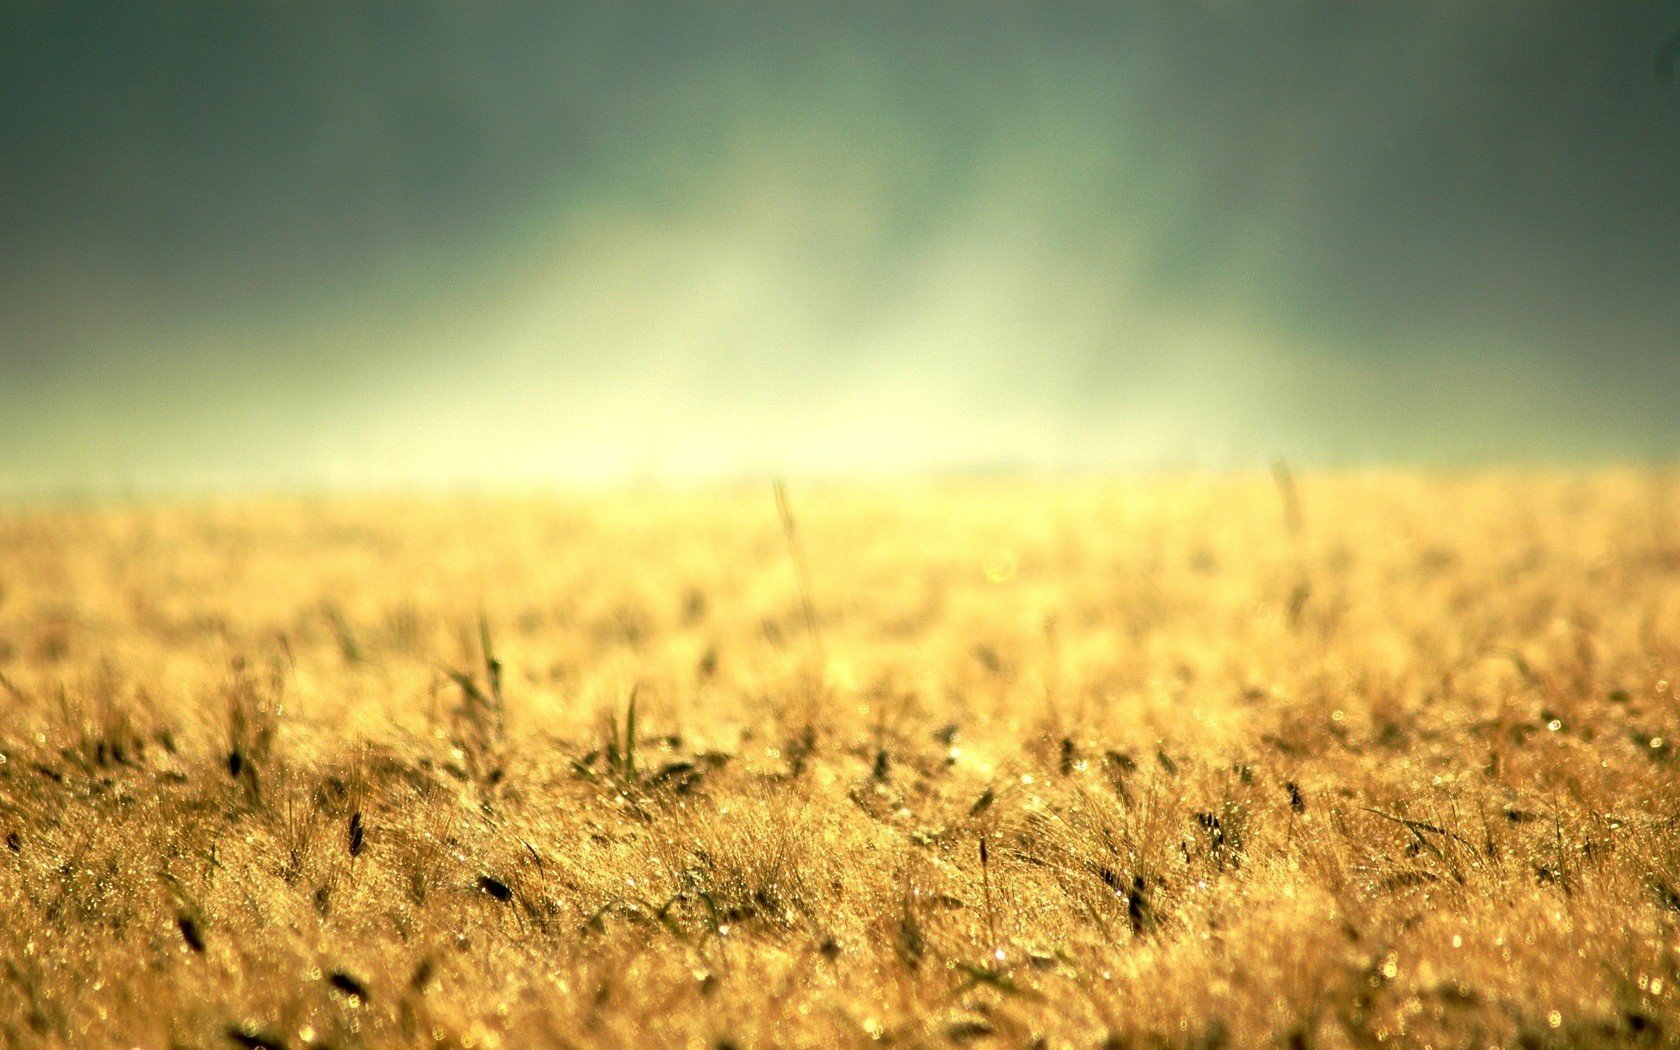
left=2, top=472, right=1679, bottom=1047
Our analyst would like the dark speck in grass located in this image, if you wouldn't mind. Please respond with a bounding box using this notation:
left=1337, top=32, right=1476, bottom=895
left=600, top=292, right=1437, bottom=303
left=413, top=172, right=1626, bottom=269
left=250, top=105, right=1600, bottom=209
left=478, top=875, right=513, bottom=902
left=1633, top=730, right=1671, bottom=760
left=1654, top=881, right=1680, bottom=911
left=1127, top=876, right=1154, bottom=935
left=328, top=970, right=370, bottom=1001
left=178, top=914, right=205, bottom=952
left=226, top=1024, right=285, bottom=1050
left=649, top=760, right=700, bottom=792
left=315, top=775, right=348, bottom=807
left=1377, top=870, right=1440, bottom=894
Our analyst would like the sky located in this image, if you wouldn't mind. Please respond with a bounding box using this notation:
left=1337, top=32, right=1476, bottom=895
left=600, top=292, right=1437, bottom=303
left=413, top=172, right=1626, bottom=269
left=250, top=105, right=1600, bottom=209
left=3, top=3, right=1680, bottom=494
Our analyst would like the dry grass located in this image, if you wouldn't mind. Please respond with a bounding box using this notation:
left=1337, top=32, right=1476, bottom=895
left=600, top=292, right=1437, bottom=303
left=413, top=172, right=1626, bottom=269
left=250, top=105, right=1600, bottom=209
left=3, top=471, right=1680, bottom=1047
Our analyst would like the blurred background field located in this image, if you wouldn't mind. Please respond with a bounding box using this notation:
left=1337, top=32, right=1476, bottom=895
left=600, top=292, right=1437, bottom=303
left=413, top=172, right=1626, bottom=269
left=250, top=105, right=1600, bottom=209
left=5, top=6, right=1680, bottom=496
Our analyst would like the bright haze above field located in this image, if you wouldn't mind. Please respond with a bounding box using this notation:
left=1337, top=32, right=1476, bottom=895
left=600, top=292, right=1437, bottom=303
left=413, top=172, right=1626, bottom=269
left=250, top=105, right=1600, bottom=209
left=3, top=4, right=1679, bottom=493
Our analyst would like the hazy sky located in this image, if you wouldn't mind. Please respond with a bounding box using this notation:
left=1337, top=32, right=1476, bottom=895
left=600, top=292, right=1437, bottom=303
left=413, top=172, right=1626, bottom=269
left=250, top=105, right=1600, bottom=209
left=3, top=3, right=1679, bottom=493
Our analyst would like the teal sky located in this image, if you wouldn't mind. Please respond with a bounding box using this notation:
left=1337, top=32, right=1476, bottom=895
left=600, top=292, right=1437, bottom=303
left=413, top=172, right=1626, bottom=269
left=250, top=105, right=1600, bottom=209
left=3, top=4, right=1680, bottom=494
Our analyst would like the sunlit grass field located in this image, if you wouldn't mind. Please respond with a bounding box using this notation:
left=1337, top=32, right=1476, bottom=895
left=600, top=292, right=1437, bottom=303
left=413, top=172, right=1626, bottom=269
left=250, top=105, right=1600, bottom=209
left=3, top=471, right=1680, bottom=1047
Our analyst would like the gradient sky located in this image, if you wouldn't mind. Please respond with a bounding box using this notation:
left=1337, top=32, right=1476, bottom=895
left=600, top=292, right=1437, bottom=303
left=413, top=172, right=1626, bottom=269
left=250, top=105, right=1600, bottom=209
left=3, top=3, right=1680, bottom=493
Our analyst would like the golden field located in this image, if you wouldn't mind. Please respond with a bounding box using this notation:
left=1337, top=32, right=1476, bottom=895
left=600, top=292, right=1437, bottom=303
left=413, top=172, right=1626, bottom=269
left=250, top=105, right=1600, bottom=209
left=2, top=471, right=1680, bottom=1048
